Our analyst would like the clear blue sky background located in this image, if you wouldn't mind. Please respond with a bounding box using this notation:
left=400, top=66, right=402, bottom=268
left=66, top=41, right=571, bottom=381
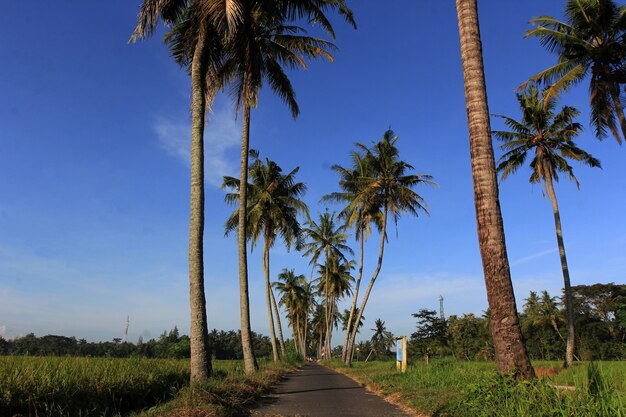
left=1, top=1, right=624, bottom=343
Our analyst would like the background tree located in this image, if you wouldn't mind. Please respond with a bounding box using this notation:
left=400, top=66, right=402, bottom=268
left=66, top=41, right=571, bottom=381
left=455, top=0, right=534, bottom=379
left=520, top=291, right=565, bottom=360
left=344, top=130, right=435, bottom=366
left=409, top=309, right=448, bottom=364
left=303, top=210, right=353, bottom=359
left=224, top=151, right=308, bottom=361
left=571, top=283, right=626, bottom=359
left=494, top=85, right=600, bottom=367
left=340, top=308, right=364, bottom=340
left=313, top=255, right=354, bottom=357
left=447, top=313, right=491, bottom=361
left=324, top=150, right=383, bottom=362
left=525, top=0, right=626, bottom=142
left=369, top=319, right=394, bottom=360
left=274, top=268, right=312, bottom=356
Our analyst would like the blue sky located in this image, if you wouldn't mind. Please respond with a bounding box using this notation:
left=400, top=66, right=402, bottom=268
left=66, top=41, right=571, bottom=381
left=1, top=1, right=624, bottom=343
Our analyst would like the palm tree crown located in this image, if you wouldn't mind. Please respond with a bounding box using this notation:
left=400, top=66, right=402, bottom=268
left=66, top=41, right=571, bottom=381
left=357, top=130, right=435, bottom=233
left=494, top=85, right=601, bottom=187
left=525, top=0, right=626, bottom=142
left=223, top=150, right=308, bottom=249
left=302, top=210, right=354, bottom=267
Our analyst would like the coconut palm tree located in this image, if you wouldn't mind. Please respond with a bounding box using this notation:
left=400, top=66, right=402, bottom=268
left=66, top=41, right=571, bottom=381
left=455, top=0, right=534, bottom=379
left=313, top=255, right=354, bottom=355
left=223, top=151, right=308, bottom=361
left=217, top=2, right=339, bottom=373
left=370, top=319, right=394, bottom=359
left=310, top=303, right=326, bottom=358
left=538, top=290, right=566, bottom=342
left=525, top=0, right=626, bottom=143
left=494, top=85, right=600, bottom=367
left=274, top=269, right=312, bottom=355
left=344, top=130, right=435, bottom=366
left=130, top=0, right=227, bottom=382
left=340, top=308, right=364, bottom=336
left=323, top=151, right=383, bottom=362
left=131, top=0, right=354, bottom=376
left=302, top=211, right=353, bottom=359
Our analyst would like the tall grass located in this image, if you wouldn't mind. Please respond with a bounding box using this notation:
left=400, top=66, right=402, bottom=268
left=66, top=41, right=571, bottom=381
left=0, top=356, right=300, bottom=417
left=0, top=356, right=189, bottom=416
left=327, top=359, right=625, bottom=417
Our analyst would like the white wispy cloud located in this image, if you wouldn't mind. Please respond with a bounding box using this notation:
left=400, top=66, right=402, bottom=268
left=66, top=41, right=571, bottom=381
left=511, top=248, right=557, bottom=266
left=369, top=272, right=484, bottom=305
left=154, top=107, right=240, bottom=187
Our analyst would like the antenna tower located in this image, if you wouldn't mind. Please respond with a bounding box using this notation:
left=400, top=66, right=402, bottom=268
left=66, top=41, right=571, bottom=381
left=438, top=295, right=445, bottom=320
left=124, top=315, right=129, bottom=343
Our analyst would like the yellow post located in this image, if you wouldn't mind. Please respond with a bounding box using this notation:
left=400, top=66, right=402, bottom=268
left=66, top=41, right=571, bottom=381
left=401, top=336, right=407, bottom=373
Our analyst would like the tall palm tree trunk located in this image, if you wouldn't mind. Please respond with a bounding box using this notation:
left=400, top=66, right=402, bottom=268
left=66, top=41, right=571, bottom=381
left=543, top=169, right=575, bottom=368
left=325, top=294, right=335, bottom=358
left=455, top=0, right=534, bottom=379
left=295, top=311, right=301, bottom=355
left=302, top=311, right=308, bottom=356
left=270, top=286, right=287, bottom=357
left=323, top=248, right=331, bottom=359
left=238, top=103, right=258, bottom=373
left=263, top=237, right=280, bottom=362
left=342, top=228, right=364, bottom=363
left=346, top=206, right=388, bottom=367
left=188, top=24, right=211, bottom=382
left=551, top=318, right=566, bottom=342
left=317, top=331, right=323, bottom=358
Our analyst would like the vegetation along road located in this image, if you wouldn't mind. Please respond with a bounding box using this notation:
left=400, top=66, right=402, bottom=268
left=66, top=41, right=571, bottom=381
left=253, top=363, right=412, bottom=417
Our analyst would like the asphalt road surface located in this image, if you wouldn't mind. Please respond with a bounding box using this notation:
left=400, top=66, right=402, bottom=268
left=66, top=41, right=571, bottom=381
left=252, top=363, right=412, bottom=417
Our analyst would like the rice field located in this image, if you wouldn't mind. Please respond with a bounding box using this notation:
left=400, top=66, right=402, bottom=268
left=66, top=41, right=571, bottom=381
left=0, top=356, right=190, bottom=416
left=0, top=356, right=297, bottom=417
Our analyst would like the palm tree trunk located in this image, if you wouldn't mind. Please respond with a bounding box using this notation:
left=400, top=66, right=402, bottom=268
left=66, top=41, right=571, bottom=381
left=326, top=294, right=335, bottom=358
left=270, top=286, right=287, bottom=357
left=543, top=170, right=575, bottom=368
left=238, top=103, right=258, bottom=374
left=263, top=235, right=279, bottom=362
left=295, top=311, right=301, bottom=355
left=346, top=206, right=388, bottom=367
left=455, top=0, right=534, bottom=379
left=188, top=24, right=211, bottom=382
left=317, top=331, right=323, bottom=359
left=551, top=318, right=566, bottom=342
left=302, top=312, right=308, bottom=356
left=342, top=228, right=364, bottom=363
left=324, top=247, right=331, bottom=359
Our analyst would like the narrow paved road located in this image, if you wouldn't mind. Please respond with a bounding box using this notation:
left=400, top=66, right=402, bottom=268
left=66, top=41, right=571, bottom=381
left=252, top=364, right=412, bottom=417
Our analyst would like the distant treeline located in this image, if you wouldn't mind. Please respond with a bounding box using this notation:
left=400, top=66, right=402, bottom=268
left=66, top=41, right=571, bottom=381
left=0, top=328, right=273, bottom=360
left=408, top=283, right=625, bottom=362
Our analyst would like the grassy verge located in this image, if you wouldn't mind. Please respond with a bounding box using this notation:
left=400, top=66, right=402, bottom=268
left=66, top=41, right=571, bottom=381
left=0, top=356, right=300, bottom=416
left=326, top=359, right=625, bottom=417
left=138, top=360, right=298, bottom=417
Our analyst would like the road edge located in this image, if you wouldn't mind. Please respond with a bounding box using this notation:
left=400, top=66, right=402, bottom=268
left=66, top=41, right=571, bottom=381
left=321, top=363, right=428, bottom=417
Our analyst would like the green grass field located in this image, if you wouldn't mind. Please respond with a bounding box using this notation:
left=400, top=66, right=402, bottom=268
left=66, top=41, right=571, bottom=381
left=0, top=356, right=296, bottom=417
left=327, top=359, right=625, bottom=417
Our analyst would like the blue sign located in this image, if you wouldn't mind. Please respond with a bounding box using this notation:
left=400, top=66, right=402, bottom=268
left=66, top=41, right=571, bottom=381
left=396, top=340, right=403, bottom=361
